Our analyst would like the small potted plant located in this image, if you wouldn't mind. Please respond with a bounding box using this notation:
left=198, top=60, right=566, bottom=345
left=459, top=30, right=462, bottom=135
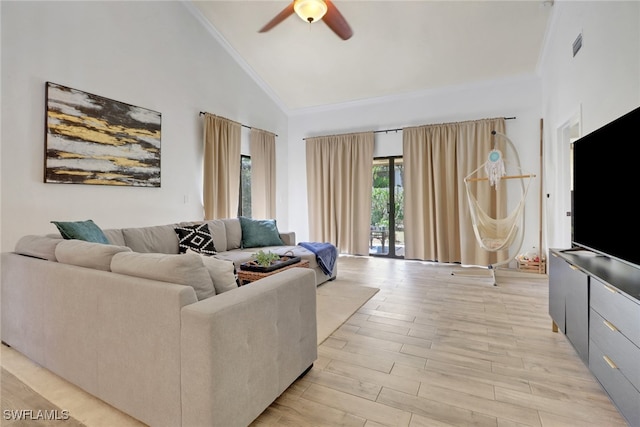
left=240, top=250, right=301, bottom=273
left=253, top=250, right=280, bottom=267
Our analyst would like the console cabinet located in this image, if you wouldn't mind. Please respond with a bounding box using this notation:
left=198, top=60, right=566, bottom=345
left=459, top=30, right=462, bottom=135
left=548, top=252, right=589, bottom=363
left=549, top=249, right=640, bottom=426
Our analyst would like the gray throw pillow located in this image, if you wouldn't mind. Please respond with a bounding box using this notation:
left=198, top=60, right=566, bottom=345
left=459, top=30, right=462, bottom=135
left=111, top=252, right=216, bottom=300
left=187, top=249, right=237, bottom=294
left=239, top=217, right=284, bottom=248
left=55, top=240, right=132, bottom=271
left=15, top=235, right=63, bottom=261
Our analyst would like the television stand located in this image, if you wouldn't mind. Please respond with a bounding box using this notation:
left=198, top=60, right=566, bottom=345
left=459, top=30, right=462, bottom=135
left=548, top=249, right=640, bottom=425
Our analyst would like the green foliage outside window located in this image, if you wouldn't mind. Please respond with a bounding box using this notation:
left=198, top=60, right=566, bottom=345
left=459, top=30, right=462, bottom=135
left=371, top=163, right=404, bottom=230
left=240, top=156, right=252, bottom=218
left=371, top=187, right=404, bottom=229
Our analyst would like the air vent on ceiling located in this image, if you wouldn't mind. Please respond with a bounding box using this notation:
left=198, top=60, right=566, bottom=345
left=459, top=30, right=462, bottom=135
left=573, top=32, right=583, bottom=57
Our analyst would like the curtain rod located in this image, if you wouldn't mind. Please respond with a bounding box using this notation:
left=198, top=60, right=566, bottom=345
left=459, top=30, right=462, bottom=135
left=199, top=111, right=278, bottom=137
left=372, top=116, right=517, bottom=134
left=303, top=116, right=516, bottom=140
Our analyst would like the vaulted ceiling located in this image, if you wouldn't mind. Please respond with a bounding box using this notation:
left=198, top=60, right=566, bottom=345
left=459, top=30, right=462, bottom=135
left=189, top=1, right=553, bottom=112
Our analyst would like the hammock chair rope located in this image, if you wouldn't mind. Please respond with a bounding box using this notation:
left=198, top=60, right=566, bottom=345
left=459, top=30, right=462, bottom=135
left=464, top=132, right=535, bottom=258
left=465, top=181, right=530, bottom=252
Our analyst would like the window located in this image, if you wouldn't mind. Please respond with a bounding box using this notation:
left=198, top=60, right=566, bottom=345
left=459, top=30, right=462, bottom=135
left=370, top=157, right=404, bottom=258
left=238, top=155, right=251, bottom=217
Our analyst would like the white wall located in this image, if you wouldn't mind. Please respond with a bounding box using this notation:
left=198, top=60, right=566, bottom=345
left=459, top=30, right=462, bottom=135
left=287, top=74, right=544, bottom=257
left=540, top=0, right=640, bottom=250
left=4, top=1, right=634, bottom=261
left=0, top=1, right=288, bottom=251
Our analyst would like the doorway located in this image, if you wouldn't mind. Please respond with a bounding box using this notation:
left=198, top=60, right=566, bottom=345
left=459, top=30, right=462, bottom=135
left=370, top=157, right=404, bottom=258
left=546, top=111, right=581, bottom=250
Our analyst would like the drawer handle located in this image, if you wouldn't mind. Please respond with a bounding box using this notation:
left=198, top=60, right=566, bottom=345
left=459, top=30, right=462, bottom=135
left=603, top=284, right=618, bottom=294
left=603, top=355, right=618, bottom=369
left=603, top=320, right=618, bottom=332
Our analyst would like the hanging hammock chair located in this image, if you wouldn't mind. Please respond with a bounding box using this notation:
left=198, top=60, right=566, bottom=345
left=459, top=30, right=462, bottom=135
left=459, top=131, right=535, bottom=285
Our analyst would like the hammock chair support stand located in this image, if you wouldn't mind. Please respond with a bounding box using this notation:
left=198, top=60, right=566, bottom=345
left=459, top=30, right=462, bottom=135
left=453, top=130, right=536, bottom=286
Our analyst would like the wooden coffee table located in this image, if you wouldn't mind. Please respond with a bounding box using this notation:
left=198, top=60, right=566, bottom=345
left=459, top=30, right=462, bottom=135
left=238, top=259, right=310, bottom=285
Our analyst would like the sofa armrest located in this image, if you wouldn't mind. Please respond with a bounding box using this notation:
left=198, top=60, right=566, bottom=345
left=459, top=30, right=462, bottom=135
left=180, top=268, right=317, bottom=427
left=1, top=252, right=197, bottom=427
left=279, top=231, right=295, bottom=246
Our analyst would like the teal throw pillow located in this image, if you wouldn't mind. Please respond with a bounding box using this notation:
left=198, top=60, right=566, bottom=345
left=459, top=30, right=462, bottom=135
left=239, top=217, right=284, bottom=248
left=51, top=219, right=110, bottom=244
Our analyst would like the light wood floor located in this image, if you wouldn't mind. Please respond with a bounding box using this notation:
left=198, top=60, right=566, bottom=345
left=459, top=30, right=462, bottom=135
left=2, top=256, right=628, bottom=427
left=1, top=368, right=86, bottom=427
left=252, top=256, right=628, bottom=427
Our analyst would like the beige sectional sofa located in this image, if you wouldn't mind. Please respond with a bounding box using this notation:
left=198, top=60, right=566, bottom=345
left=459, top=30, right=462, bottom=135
left=1, top=218, right=331, bottom=427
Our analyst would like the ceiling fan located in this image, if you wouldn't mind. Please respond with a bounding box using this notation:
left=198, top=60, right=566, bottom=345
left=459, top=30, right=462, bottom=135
left=259, top=0, right=353, bottom=40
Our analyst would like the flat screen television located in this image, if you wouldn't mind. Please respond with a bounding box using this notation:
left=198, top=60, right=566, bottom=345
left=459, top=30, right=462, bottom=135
left=572, top=105, right=640, bottom=268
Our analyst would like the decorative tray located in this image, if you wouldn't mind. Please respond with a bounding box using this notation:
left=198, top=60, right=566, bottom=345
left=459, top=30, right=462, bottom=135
left=240, top=255, right=301, bottom=273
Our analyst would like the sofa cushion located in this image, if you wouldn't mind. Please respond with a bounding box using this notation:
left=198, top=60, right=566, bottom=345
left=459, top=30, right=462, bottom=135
left=175, top=224, right=217, bottom=255
left=51, top=219, right=109, bottom=244
left=102, top=229, right=126, bottom=246
left=188, top=250, right=238, bottom=294
left=222, top=218, right=242, bottom=250
left=14, top=235, right=63, bottom=261
left=111, top=252, right=216, bottom=300
left=239, top=217, right=284, bottom=248
left=122, top=224, right=179, bottom=254
left=278, top=231, right=296, bottom=246
left=205, top=220, right=228, bottom=253
left=55, top=240, right=132, bottom=271
left=213, top=250, right=255, bottom=268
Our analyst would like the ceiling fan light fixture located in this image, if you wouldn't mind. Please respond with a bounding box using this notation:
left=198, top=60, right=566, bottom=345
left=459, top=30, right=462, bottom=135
left=294, top=0, right=327, bottom=23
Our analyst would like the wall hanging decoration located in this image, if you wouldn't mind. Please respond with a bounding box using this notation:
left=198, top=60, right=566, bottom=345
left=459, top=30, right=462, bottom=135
left=44, top=82, right=161, bottom=187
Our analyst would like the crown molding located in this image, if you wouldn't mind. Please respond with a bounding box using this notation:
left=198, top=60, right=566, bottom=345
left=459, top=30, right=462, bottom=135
left=288, top=73, right=542, bottom=117
left=536, top=0, right=559, bottom=76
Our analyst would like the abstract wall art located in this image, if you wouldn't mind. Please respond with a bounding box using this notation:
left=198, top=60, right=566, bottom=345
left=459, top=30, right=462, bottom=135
left=45, top=82, right=161, bottom=187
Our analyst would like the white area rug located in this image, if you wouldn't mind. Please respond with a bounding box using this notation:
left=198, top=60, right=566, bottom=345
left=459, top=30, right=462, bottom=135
left=315, top=280, right=380, bottom=344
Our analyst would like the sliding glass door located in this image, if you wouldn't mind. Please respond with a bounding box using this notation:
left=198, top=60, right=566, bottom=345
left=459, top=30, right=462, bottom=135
left=370, top=157, right=404, bottom=258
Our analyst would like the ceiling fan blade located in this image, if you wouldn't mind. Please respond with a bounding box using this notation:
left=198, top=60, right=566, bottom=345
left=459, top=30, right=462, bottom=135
left=258, top=2, right=295, bottom=33
left=323, top=0, right=353, bottom=40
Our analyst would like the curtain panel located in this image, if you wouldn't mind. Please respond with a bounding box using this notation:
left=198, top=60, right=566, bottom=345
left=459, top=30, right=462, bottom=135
left=249, top=129, right=276, bottom=219
left=403, top=118, right=507, bottom=265
left=306, top=132, right=374, bottom=255
left=203, top=114, right=241, bottom=220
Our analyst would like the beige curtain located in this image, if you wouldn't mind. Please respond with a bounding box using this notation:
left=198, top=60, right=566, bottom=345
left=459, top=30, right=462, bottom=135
left=203, top=114, right=241, bottom=219
left=403, top=118, right=506, bottom=265
left=306, top=132, right=374, bottom=255
left=249, top=129, right=276, bottom=219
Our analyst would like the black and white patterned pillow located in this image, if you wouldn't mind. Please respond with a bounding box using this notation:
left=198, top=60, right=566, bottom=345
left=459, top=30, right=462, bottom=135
left=233, top=264, right=241, bottom=287
left=174, top=224, right=217, bottom=255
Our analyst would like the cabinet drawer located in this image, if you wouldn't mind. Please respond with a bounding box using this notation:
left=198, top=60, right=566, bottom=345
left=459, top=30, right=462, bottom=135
left=590, top=308, right=640, bottom=391
left=590, top=277, right=640, bottom=347
left=589, top=340, right=640, bottom=426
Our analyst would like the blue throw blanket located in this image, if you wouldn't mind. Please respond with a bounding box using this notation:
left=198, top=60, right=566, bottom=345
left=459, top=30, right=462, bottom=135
left=298, top=242, right=337, bottom=277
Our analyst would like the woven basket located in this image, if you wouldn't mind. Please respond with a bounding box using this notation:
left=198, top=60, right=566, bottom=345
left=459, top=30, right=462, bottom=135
left=238, top=260, right=310, bottom=285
